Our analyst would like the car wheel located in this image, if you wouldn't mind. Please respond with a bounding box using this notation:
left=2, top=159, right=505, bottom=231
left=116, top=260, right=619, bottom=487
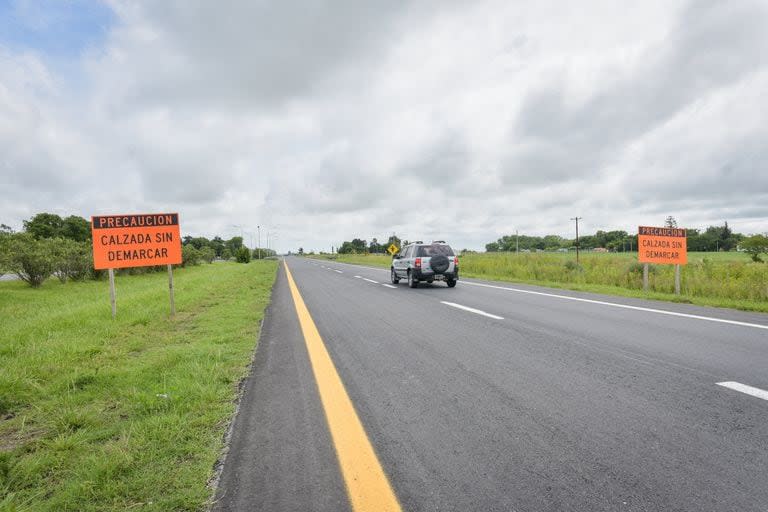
left=391, top=267, right=400, bottom=284
left=446, top=278, right=457, bottom=288
left=408, top=270, right=418, bottom=288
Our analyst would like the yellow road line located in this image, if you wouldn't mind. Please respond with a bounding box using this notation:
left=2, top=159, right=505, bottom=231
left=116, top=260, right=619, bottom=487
left=283, top=261, right=402, bottom=512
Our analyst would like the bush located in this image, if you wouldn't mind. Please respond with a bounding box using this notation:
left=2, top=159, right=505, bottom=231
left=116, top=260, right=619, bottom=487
left=564, top=260, right=582, bottom=272
left=200, top=246, right=216, bottom=263
left=0, top=234, right=57, bottom=287
left=741, top=235, right=768, bottom=263
left=182, top=245, right=202, bottom=267
left=235, top=246, right=251, bottom=263
left=51, top=238, right=92, bottom=283
left=221, top=248, right=233, bottom=260
left=627, top=262, right=656, bottom=275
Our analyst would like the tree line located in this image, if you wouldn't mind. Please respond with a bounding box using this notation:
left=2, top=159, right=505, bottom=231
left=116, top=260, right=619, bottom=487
left=331, top=220, right=767, bottom=262
left=336, top=235, right=404, bottom=254
left=0, top=212, right=275, bottom=287
left=486, top=222, right=754, bottom=254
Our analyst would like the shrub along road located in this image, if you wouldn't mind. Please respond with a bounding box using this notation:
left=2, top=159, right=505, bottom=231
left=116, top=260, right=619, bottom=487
left=215, top=257, right=768, bottom=511
left=0, top=261, right=277, bottom=511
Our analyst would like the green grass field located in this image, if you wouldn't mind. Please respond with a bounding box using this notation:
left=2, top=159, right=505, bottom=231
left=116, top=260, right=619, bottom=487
left=311, top=252, right=768, bottom=313
left=0, top=261, right=278, bottom=511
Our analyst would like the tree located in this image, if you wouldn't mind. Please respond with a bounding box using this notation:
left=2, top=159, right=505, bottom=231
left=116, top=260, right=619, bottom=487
left=485, top=242, right=500, bottom=252
left=235, top=246, right=251, bottom=263
left=23, top=213, right=64, bottom=239
left=61, top=216, right=90, bottom=242
left=0, top=234, right=57, bottom=287
left=252, top=247, right=275, bottom=259
left=337, top=238, right=367, bottom=254
left=21, top=213, right=90, bottom=242
left=664, top=216, right=678, bottom=228
left=51, top=238, right=91, bottom=282
left=183, top=236, right=211, bottom=250
left=199, top=246, right=216, bottom=263
left=182, top=245, right=202, bottom=267
left=210, top=236, right=225, bottom=257
left=226, top=236, right=244, bottom=255
left=298, top=247, right=304, bottom=255
left=741, top=235, right=768, bottom=262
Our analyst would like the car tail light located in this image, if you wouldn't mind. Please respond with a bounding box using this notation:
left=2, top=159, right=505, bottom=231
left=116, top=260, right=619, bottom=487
left=454, top=256, right=459, bottom=267
left=415, top=258, right=422, bottom=268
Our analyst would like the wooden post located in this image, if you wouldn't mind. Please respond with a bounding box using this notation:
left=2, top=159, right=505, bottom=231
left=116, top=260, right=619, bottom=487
left=643, top=263, right=649, bottom=292
left=168, top=264, right=175, bottom=317
left=108, top=268, right=117, bottom=319
left=674, top=264, right=681, bottom=295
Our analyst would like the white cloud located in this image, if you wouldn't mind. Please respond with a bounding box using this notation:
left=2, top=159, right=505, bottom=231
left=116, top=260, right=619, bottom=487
left=1, top=0, right=767, bottom=251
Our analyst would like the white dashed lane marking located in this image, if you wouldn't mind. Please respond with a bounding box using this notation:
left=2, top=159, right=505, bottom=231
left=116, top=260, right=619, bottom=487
left=717, top=382, right=768, bottom=402
left=440, top=301, right=504, bottom=320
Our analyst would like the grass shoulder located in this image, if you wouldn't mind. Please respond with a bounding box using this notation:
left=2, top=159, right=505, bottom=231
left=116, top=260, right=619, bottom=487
left=0, top=260, right=278, bottom=511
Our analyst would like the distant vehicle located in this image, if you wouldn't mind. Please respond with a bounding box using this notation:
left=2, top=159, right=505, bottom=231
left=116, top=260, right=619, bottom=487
left=391, top=241, right=458, bottom=288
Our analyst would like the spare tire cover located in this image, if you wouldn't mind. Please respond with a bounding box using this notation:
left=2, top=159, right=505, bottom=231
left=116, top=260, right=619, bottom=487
left=430, top=254, right=449, bottom=273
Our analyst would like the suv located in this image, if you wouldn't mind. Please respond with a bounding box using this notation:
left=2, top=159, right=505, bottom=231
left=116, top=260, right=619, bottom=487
left=391, top=241, right=458, bottom=288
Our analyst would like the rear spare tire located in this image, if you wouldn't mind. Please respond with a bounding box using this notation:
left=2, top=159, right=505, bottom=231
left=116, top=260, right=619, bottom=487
left=430, top=254, right=449, bottom=273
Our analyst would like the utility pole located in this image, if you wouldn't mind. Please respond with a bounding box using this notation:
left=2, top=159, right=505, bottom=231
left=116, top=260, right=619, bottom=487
left=571, top=217, right=583, bottom=264
left=257, top=225, right=261, bottom=260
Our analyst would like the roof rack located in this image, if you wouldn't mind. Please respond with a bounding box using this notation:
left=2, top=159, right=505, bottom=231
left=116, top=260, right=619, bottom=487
left=432, top=240, right=446, bottom=244
left=413, top=240, right=424, bottom=244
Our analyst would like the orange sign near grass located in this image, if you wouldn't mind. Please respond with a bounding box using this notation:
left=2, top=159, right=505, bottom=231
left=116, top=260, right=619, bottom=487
left=638, top=226, right=687, bottom=265
left=91, top=213, right=182, bottom=269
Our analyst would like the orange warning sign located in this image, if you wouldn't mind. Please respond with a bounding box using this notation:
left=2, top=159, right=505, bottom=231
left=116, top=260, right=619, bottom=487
left=638, top=226, right=687, bottom=265
left=91, top=213, right=182, bottom=270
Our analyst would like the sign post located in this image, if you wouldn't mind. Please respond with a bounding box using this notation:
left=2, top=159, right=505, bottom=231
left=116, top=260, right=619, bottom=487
left=91, top=213, right=183, bottom=317
left=643, top=263, right=649, bottom=292
left=108, top=268, right=117, bottom=319
left=167, top=264, right=176, bottom=316
left=638, top=226, right=687, bottom=295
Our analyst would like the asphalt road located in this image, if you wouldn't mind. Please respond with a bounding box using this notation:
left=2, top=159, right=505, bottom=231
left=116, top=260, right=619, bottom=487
left=214, top=256, right=768, bottom=512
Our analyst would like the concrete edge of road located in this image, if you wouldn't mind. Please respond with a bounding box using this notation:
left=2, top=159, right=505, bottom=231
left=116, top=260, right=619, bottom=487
left=205, top=270, right=280, bottom=510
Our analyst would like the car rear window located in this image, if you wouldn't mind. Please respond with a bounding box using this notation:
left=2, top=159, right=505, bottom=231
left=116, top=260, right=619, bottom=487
left=417, top=245, right=454, bottom=257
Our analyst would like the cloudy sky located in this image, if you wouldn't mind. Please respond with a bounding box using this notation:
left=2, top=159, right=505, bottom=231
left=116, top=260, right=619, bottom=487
left=1, top=0, right=767, bottom=251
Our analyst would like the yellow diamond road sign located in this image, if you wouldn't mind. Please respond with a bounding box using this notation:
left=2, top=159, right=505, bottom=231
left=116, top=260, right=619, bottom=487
left=387, top=243, right=399, bottom=255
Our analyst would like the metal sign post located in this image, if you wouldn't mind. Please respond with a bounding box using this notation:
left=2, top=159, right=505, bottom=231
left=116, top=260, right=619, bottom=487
left=167, top=264, right=176, bottom=316
left=108, top=268, right=117, bottom=319
left=643, top=263, right=649, bottom=292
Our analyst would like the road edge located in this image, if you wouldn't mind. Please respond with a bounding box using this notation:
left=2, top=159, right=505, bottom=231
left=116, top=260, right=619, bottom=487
left=204, top=265, right=281, bottom=510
